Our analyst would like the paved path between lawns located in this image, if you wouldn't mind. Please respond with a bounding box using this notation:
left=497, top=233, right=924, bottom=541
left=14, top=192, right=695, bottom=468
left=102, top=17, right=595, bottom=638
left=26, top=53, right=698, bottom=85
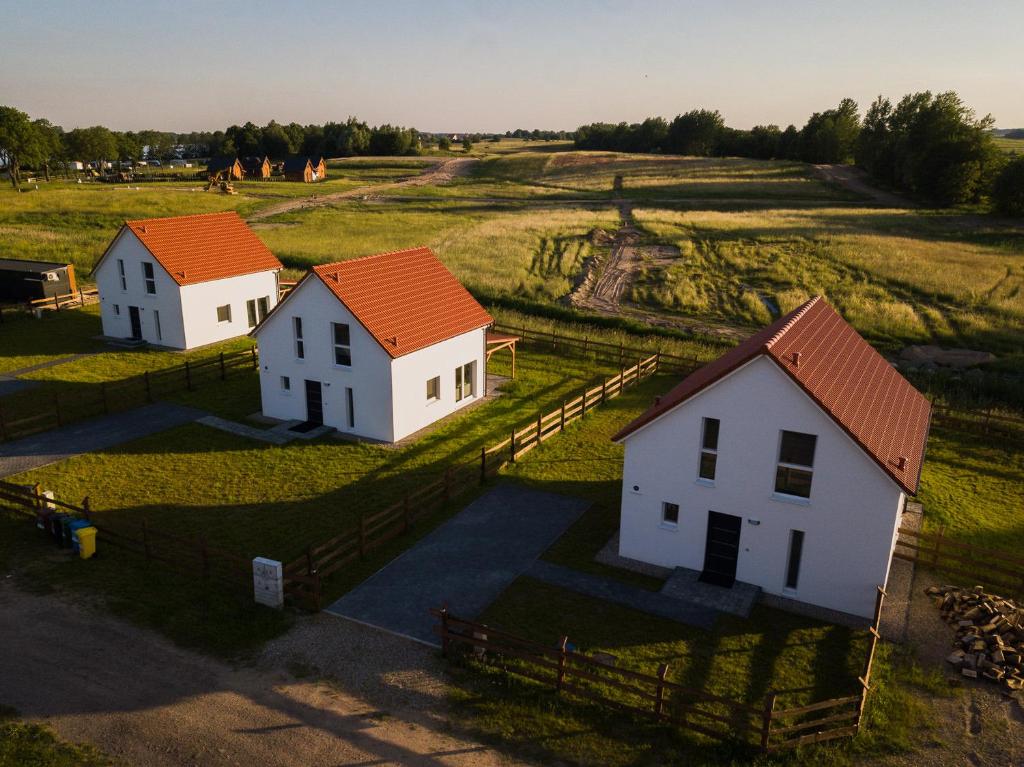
left=525, top=560, right=718, bottom=630
left=0, top=403, right=207, bottom=478
left=325, top=484, right=590, bottom=646
left=2, top=351, right=101, bottom=378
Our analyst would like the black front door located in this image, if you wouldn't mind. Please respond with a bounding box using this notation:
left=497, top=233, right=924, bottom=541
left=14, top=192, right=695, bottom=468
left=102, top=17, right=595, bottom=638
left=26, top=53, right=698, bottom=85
left=128, top=306, right=142, bottom=340
left=304, top=380, right=323, bottom=425
left=700, top=511, right=742, bottom=587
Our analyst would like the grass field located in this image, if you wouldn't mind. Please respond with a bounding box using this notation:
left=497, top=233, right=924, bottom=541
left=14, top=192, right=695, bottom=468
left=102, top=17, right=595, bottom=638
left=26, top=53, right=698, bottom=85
left=0, top=706, right=110, bottom=767
left=993, top=135, right=1024, bottom=154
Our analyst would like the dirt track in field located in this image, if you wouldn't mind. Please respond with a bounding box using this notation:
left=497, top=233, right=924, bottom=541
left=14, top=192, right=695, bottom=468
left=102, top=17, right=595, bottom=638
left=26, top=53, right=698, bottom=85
left=812, top=163, right=914, bottom=207
left=246, top=158, right=478, bottom=221
left=0, top=583, right=522, bottom=767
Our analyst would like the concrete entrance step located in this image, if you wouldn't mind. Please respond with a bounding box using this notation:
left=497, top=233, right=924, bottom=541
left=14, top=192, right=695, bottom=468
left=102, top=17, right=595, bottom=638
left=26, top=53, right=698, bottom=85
left=660, top=567, right=761, bottom=618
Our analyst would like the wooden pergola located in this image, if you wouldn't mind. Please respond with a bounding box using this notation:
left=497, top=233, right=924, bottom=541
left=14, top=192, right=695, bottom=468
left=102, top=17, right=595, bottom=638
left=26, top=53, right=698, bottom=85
left=485, top=330, right=519, bottom=378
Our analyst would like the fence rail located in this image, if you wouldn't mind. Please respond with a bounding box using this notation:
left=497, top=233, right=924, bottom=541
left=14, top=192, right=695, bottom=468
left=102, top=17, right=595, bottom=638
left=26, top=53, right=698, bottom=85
left=0, top=479, right=251, bottom=593
left=433, top=588, right=885, bottom=753
left=0, top=347, right=258, bottom=443
left=894, top=525, right=1024, bottom=597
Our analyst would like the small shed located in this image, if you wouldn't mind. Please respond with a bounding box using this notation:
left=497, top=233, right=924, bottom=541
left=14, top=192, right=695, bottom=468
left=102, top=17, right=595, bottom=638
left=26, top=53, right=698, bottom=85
left=310, top=156, right=327, bottom=180
left=242, top=156, right=271, bottom=180
left=283, top=156, right=313, bottom=182
left=0, top=258, right=77, bottom=302
left=207, top=156, right=244, bottom=181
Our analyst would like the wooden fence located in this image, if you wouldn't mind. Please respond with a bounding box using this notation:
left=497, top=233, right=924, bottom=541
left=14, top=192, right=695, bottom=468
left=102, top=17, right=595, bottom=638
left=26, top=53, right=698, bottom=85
left=0, top=347, right=258, bottom=443
left=283, top=354, right=666, bottom=610
left=434, top=586, right=886, bottom=753
left=0, top=480, right=251, bottom=593
left=492, top=323, right=704, bottom=375
left=894, top=525, right=1024, bottom=597
left=931, top=404, right=1024, bottom=443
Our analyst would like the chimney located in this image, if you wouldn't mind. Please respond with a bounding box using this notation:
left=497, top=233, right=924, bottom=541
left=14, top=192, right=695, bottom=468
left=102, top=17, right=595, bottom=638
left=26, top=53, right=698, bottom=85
left=140, top=225, right=147, bottom=234
left=654, top=396, right=661, bottom=405
left=896, top=456, right=907, bottom=470
left=792, top=351, right=801, bottom=367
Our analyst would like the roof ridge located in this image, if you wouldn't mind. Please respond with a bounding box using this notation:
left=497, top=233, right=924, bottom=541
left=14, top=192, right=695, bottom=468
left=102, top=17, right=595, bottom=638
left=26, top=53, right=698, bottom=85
left=763, top=295, right=822, bottom=350
left=312, top=246, right=433, bottom=274
left=126, top=210, right=239, bottom=227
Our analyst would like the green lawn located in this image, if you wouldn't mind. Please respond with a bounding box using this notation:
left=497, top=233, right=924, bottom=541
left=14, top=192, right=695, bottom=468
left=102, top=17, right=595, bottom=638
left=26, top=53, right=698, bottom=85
left=0, top=706, right=110, bottom=767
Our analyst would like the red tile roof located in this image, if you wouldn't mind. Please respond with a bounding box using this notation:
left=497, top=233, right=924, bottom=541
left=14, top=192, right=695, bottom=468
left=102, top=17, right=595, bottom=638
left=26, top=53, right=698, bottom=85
left=613, top=297, right=931, bottom=494
left=120, top=211, right=282, bottom=286
left=310, top=247, right=493, bottom=358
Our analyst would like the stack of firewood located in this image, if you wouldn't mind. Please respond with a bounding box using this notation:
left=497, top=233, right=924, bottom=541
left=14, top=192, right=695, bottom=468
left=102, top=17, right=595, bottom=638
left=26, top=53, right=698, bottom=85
left=926, top=585, right=1024, bottom=701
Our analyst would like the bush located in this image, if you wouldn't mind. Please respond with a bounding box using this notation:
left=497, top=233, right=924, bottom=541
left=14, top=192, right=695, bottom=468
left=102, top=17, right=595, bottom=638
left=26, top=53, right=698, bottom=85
left=992, top=156, right=1024, bottom=216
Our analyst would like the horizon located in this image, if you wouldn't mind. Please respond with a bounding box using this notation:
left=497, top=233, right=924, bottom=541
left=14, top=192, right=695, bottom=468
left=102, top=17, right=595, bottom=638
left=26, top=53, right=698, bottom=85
left=1, top=0, right=1022, bottom=133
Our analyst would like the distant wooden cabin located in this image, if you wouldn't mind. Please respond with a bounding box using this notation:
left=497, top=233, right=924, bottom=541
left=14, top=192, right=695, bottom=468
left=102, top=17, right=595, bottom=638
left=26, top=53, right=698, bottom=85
left=207, top=156, right=244, bottom=181
left=0, top=258, right=77, bottom=302
left=283, top=156, right=327, bottom=183
left=242, top=156, right=271, bottom=180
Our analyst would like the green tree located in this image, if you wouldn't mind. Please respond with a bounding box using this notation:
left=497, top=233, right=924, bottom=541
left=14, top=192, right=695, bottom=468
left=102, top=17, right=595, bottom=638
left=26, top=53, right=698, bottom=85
left=992, top=156, right=1024, bottom=216
left=260, top=120, right=293, bottom=159
left=0, top=106, right=43, bottom=187
left=32, top=119, right=64, bottom=181
left=437, top=134, right=451, bottom=151
left=797, top=98, right=860, bottom=163
left=665, top=110, right=724, bottom=155
left=462, top=136, right=473, bottom=152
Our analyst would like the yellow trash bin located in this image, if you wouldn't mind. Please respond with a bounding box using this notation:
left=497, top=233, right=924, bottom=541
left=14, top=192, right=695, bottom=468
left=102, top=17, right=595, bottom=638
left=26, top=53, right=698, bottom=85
left=76, top=526, right=97, bottom=559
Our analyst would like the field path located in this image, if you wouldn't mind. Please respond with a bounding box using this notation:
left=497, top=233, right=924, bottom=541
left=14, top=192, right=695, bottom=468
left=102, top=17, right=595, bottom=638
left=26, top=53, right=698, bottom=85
left=812, top=164, right=914, bottom=207
left=246, top=158, right=478, bottom=221
left=0, top=582, right=524, bottom=767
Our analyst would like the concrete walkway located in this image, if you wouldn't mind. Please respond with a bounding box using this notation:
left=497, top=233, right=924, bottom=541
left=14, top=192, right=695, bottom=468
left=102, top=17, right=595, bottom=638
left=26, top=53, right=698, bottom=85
left=525, top=560, right=718, bottom=630
left=0, top=403, right=207, bottom=477
left=197, top=415, right=292, bottom=445
left=2, top=352, right=100, bottom=378
left=326, top=485, right=590, bottom=646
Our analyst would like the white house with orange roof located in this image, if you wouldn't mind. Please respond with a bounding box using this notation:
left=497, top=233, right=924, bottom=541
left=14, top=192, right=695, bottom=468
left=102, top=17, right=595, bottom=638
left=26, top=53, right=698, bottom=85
left=92, top=211, right=283, bottom=349
left=252, top=247, right=493, bottom=443
left=612, top=297, right=932, bottom=619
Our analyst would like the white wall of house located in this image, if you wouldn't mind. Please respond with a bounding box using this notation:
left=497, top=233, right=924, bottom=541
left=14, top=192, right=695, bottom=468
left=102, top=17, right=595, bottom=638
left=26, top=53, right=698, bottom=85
left=390, top=327, right=487, bottom=441
left=95, top=229, right=186, bottom=347
left=618, top=356, right=905, bottom=619
left=256, top=278, right=396, bottom=441
left=95, top=229, right=279, bottom=350
left=179, top=271, right=279, bottom=349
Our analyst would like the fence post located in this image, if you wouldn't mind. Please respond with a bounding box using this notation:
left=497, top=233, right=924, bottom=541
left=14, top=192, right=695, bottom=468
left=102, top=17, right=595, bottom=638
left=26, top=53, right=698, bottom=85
left=556, top=636, right=569, bottom=692
left=618, top=341, right=623, bottom=367
left=144, top=370, right=152, bottom=402
left=601, top=379, right=606, bottom=404
left=560, top=400, right=566, bottom=431
left=654, top=663, right=669, bottom=717
left=510, top=429, right=516, bottom=462
left=760, top=691, right=777, bottom=752
left=219, top=352, right=226, bottom=380
left=583, top=336, right=589, bottom=354
left=440, top=604, right=450, bottom=657
left=359, top=513, right=367, bottom=558
left=480, top=445, right=487, bottom=484
left=619, top=365, right=625, bottom=394
left=250, top=346, right=258, bottom=369
left=81, top=496, right=91, bottom=522
left=184, top=359, right=193, bottom=391
left=32, top=482, right=42, bottom=510
left=580, top=387, right=587, bottom=417
left=655, top=350, right=661, bottom=372
left=536, top=413, right=542, bottom=445
left=858, top=585, right=886, bottom=722
left=53, top=393, right=62, bottom=427
left=636, top=357, right=642, bottom=384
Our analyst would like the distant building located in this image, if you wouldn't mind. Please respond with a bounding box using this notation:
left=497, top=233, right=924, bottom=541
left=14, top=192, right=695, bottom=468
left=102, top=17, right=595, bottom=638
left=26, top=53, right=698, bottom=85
left=253, top=247, right=493, bottom=442
left=242, top=156, right=272, bottom=180
left=92, top=212, right=283, bottom=349
left=206, top=156, right=244, bottom=181
left=0, top=259, right=77, bottom=302
left=283, top=156, right=327, bottom=183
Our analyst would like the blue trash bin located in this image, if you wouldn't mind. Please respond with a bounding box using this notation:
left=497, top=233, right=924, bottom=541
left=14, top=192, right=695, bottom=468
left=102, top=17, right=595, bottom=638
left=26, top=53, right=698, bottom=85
left=67, top=519, right=91, bottom=554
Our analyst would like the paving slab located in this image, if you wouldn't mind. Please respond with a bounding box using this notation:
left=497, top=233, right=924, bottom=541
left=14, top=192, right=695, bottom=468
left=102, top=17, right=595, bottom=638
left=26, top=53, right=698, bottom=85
left=197, top=415, right=292, bottom=445
left=526, top=560, right=718, bottom=630
left=0, top=403, right=207, bottom=477
left=325, top=484, right=590, bottom=646
left=660, top=567, right=761, bottom=618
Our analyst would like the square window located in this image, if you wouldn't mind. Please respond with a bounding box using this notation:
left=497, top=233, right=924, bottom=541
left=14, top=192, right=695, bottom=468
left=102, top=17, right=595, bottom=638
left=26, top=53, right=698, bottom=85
left=699, top=451, right=717, bottom=480
left=426, top=376, right=440, bottom=400
left=775, top=466, right=813, bottom=498
left=662, top=502, right=680, bottom=525
left=216, top=304, right=231, bottom=323
left=779, top=431, right=816, bottom=467
left=775, top=431, right=816, bottom=498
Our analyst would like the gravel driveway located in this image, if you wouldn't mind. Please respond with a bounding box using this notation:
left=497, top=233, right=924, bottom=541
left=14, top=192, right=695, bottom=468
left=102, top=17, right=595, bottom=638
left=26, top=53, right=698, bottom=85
left=0, top=582, right=524, bottom=767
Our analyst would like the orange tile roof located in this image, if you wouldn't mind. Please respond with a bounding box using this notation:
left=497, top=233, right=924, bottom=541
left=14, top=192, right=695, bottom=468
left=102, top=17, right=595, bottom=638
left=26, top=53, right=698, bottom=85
left=121, top=211, right=282, bottom=286
left=310, top=247, right=493, bottom=358
left=613, top=297, right=932, bottom=494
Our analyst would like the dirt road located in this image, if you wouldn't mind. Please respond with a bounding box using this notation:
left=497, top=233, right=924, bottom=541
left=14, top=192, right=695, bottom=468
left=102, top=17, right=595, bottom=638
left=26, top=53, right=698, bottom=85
left=812, top=164, right=913, bottom=207
left=246, top=158, right=477, bottom=222
left=0, top=583, right=522, bottom=767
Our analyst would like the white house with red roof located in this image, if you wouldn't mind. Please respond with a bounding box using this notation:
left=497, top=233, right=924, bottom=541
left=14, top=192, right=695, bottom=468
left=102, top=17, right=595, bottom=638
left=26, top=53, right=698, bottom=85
left=92, top=211, right=283, bottom=349
left=252, top=247, right=493, bottom=443
left=612, top=297, right=931, bottom=619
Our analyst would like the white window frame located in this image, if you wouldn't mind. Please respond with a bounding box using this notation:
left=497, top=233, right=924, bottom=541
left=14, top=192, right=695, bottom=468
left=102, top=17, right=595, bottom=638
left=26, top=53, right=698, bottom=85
left=773, top=430, right=816, bottom=501
left=142, top=261, right=156, bottom=295
left=280, top=375, right=291, bottom=393
left=246, top=299, right=258, bottom=329
left=455, top=361, right=476, bottom=402
left=332, top=322, right=352, bottom=367
left=661, top=501, right=680, bottom=529
left=697, top=417, right=719, bottom=485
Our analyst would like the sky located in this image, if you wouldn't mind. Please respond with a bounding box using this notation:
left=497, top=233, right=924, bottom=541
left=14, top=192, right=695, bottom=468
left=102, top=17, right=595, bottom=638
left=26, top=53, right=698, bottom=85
left=1, top=0, right=1021, bottom=133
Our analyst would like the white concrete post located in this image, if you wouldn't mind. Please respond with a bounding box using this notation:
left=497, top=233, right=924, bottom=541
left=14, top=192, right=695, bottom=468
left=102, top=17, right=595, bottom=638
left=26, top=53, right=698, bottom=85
left=253, top=557, right=284, bottom=609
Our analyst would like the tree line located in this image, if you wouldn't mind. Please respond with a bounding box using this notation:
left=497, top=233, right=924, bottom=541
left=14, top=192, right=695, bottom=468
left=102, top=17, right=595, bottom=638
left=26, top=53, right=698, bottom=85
left=575, top=93, right=1023, bottom=213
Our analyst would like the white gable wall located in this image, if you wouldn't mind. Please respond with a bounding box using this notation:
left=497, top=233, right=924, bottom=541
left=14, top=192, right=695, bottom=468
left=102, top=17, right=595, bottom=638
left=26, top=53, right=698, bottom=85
left=95, top=230, right=186, bottom=347
left=619, top=356, right=905, bottom=618
left=256, top=278, right=395, bottom=441
left=179, top=271, right=279, bottom=348
left=391, top=327, right=487, bottom=441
